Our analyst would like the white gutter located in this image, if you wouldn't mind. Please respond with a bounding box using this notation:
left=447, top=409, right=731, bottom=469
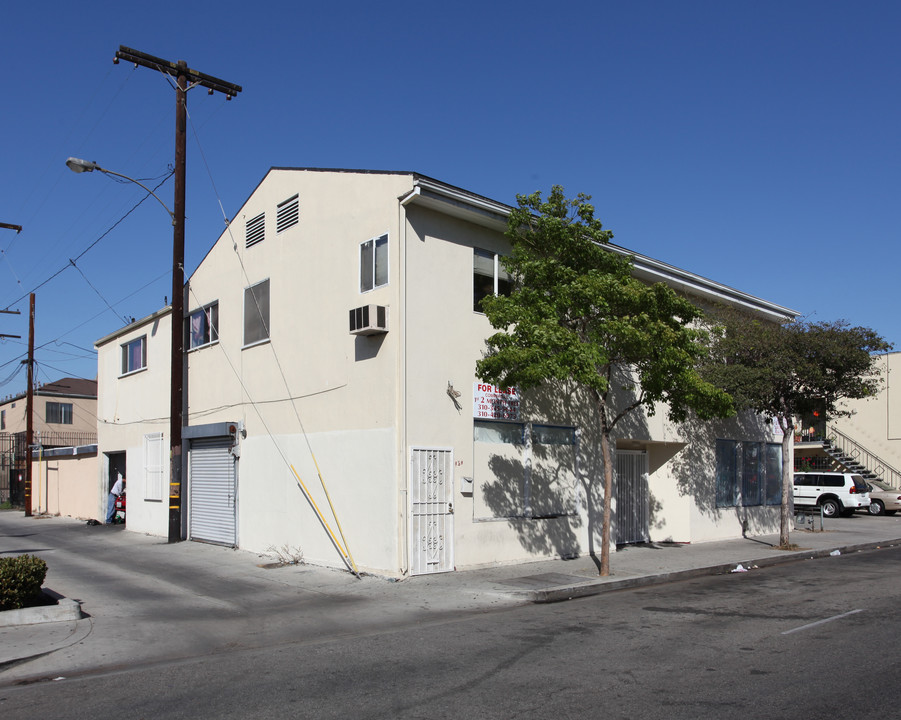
left=404, top=176, right=798, bottom=322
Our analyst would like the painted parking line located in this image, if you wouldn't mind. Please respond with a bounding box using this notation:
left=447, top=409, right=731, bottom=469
left=781, top=609, right=864, bottom=635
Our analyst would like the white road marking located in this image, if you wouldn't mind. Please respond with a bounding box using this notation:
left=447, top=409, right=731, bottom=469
left=781, top=608, right=864, bottom=635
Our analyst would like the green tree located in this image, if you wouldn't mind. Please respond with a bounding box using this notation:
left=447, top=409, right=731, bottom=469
left=703, top=313, right=892, bottom=546
left=476, top=186, right=733, bottom=576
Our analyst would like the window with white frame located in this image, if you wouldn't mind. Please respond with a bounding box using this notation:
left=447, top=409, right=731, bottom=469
left=143, top=432, right=165, bottom=501
left=473, top=248, right=513, bottom=312
left=121, top=336, right=147, bottom=375
left=187, top=302, right=219, bottom=350
left=243, top=279, right=270, bottom=347
left=46, top=402, right=73, bottom=425
left=360, top=233, right=388, bottom=292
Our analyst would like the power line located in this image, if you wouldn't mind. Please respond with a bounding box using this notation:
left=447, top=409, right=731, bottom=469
left=2, top=170, right=174, bottom=312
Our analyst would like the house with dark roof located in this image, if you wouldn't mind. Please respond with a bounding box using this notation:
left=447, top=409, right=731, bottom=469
left=0, top=377, right=97, bottom=509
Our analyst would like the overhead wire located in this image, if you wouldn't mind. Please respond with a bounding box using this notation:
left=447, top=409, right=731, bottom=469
left=187, top=106, right=358, bottom=574
left=2, top=171, right=174, bottom=312
left=69, top=259, right=129, bottom=324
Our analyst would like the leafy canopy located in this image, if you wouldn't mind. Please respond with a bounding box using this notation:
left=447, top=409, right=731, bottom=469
left=476, top=185, right=732, bottom=427
left=703, top=313, right=892, bottom=422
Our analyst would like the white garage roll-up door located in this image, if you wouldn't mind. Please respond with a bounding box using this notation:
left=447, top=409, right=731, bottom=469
left=189, top=437, right=236, bottom=546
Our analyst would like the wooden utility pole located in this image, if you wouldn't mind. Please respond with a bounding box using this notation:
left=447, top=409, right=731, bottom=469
left=24, top=294, right=34, bottom=516
left=113, top=47, right=241, bottom=542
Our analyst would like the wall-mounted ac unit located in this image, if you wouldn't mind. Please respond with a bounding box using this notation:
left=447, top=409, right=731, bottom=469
left=349, top=304, right=388, bottom=335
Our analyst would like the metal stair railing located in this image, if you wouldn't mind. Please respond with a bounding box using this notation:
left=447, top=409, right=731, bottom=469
left=825, top=425, right=901, bottom=489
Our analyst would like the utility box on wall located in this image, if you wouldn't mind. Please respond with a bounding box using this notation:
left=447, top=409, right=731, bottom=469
left=349, top=304, right=388, bottom=335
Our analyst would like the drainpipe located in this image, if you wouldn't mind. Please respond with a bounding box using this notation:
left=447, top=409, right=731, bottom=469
left=397, top=188, right=416, bottom=575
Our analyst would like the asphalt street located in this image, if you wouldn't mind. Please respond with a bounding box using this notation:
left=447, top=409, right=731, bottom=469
left=3, top=542, right=900, bottom=719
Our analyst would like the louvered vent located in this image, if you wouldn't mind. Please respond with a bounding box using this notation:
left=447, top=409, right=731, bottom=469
left=245, top=212, right=265, bottom=248
left=277, top=194, right=299, bottom=233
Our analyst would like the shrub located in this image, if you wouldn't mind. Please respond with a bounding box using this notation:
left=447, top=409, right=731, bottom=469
left=0, top=554, right=48, bottom=611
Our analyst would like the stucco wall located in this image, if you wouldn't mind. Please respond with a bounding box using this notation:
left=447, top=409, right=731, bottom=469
left=31, top=451, right=100, bottom=520
left=96, top=310, right=171, bottom=534
left=831, top=352, right=901, bottom=477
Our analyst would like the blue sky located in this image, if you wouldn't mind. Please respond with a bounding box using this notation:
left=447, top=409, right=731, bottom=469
left=2, top=1, right=899, bottom=387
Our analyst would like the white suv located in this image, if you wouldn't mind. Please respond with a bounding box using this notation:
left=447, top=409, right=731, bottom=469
left=793, top=472, right=871, bottom=518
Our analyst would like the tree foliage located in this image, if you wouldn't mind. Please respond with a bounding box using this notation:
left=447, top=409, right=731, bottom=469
left=476, top=186, right=733, bottom=575
left=703, top=311, right=892, bottom=545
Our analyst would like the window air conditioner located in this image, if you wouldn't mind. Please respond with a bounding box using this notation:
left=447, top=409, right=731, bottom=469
left=349, top=304, right=388, bottom=336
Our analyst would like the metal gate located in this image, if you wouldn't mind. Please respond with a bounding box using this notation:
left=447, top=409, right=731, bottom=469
left=189, top=437, right=237, bottom=546
left=615, top=450, right=649, bottom=545
left=410, top=447, right=454, bottom=575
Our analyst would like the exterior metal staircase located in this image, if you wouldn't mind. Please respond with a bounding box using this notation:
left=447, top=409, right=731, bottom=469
left=823, top=426, right=901, bottom=489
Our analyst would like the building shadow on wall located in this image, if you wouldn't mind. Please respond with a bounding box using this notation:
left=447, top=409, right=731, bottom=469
left=476, top=378, right=653, bottom=567
left=669, top=411, right=781, bottom=535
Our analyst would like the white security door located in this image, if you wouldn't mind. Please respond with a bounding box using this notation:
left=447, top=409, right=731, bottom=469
left=615, top=450, right=649, bottom=545
left=410, top=447, right=454, bottom=575
left=189, top=437, right=237, bottom=546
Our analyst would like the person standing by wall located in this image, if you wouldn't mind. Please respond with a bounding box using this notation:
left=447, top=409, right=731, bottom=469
left=106, top=474, right=125, bottom=524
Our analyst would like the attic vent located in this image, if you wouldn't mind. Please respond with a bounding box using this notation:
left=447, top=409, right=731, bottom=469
left=245, top=212, right=265, bottom=248
left=349, top=304, right=388, bottom=335
left=277, top=194, right=299, bottom=233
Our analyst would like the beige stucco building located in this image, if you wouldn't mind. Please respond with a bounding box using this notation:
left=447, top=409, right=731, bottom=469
left=95, top=169, right=797, bottom=577
left=0, top=377, right=97, bottom=508
left=811, top=351, right=901, bottom=486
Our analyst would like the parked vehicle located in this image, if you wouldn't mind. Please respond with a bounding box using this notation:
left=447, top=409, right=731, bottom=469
left=793, top=472, right=870, bottom=518
left=865, top=479, right=901, bottom=516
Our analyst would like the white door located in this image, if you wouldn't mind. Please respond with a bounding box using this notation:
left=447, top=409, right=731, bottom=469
left=615, top=450, right=649, bottom=545
left=410, top=447, right=454, bottom=575
left=189, top=437, right=237, bottom=546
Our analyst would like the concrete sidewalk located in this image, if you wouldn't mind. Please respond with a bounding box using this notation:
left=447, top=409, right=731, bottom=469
left=3, top=511, right=901, bottom=684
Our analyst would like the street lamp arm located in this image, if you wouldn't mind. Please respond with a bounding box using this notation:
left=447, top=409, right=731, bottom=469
left=65, top=157, right=176, bottom=225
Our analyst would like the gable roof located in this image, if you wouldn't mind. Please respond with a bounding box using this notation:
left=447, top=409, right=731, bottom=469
left=1, top=377, right=97, bottom=405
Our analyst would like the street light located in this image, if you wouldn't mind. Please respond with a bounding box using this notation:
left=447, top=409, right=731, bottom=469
left=67, top=154, right=186, bottom=543
left=66, top=158, right=176, bottom=225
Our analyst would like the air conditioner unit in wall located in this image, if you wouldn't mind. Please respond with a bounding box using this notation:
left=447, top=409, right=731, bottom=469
left=349, top=304, right=388, bottom=335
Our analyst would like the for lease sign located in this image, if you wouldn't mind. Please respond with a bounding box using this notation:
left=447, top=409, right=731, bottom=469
left=473, top=382, right=520, bottom=421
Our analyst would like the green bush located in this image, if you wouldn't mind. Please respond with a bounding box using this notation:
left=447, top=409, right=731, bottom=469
left=0, top=554, right=48, bottom=611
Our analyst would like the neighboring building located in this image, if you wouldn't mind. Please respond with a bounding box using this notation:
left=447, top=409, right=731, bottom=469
left=30, top=444, right=100, bottom=520
left=0, top=377, right=97, bottom=505
left=95, top=168, right=797, bottom=577
left=795, top=351, right=901, bottom=488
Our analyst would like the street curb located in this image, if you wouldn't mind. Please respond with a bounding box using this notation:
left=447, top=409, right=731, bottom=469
left=0, top=589, right=82, bottom=627
left=528, top=539, right=901, bottom=603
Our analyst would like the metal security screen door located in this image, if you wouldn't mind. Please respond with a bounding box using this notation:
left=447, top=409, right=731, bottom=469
left=189, top=437, right=237, bottom=546
left=615, top=450, right=649, bottom=545
left=410, top=447, right=454, bottom=575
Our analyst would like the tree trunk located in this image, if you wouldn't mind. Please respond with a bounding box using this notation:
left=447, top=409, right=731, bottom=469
left=779, top=415, right=794, bottom=547
left=599, top=429, right=614, bottom=576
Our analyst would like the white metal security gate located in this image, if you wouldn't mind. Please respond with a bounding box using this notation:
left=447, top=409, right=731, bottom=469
left=189, top=437, right=236, bottom=546
left=410, top=447, right=454, bottom=575
left=615, top=450, right=649, bottom=545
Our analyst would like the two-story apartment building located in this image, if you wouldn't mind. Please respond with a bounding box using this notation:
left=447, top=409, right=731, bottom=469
left=95, top=169, right=796, bottom=577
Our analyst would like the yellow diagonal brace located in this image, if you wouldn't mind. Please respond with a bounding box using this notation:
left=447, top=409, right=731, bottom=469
left=289, top=464, right=354, bottom=572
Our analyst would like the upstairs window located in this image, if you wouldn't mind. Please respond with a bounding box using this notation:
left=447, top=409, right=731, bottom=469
left=473, top=249, right=512, bottom=311
left=360, top=234, right=388, bottom=292
left=188, top=302, right=219, bottom=350
left=244, top=279, right=270, bottom=347
left=121, top=336, right=147, bottom=375
left=245, top=212, right=265, bottom=248
left=277, top=194, right=299, bottom=233
left=46, top=401, right=73, bottom=425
